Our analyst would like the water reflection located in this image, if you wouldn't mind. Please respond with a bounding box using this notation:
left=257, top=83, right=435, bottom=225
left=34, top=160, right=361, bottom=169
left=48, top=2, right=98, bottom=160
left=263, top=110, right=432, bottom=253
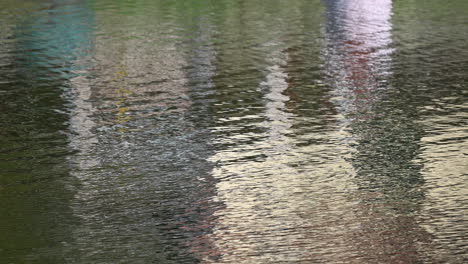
left=324, top=0, right=433, bottom=262
left=179, top=9, right=222, bottom=262
left=206, top=2, right=361, bottom=262
left=391, top=1, right=468, bottom=262
left=66, top=2, right=222, bottom=263
left=1, top=0, right=467, bottom=263
left=0, top=1, right=93, bottom=262
left=210, top=43, right=299, bottom=262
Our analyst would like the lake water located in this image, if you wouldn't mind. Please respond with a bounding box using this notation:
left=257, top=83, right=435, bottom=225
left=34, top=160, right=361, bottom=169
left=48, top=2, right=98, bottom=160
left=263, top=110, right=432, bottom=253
left=1, top=0, right=467, bottom=263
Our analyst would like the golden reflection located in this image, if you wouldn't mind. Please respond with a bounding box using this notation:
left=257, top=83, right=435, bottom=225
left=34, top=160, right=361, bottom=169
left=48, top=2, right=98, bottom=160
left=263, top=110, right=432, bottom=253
left=209, top=39, right=358, bottom=262
left=205, top=2, right=361, bottom=262
left=417, top=108, right=468, bottom=262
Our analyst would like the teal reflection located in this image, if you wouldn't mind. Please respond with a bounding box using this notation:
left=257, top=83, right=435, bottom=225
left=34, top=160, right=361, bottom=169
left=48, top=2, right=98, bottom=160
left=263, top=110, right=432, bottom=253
left=0, top=1, right=94, bottom=263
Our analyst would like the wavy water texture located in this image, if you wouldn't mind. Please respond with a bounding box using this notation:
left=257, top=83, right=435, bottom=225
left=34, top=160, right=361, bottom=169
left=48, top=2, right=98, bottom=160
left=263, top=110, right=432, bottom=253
left=0, top=0, right=467, bottom=263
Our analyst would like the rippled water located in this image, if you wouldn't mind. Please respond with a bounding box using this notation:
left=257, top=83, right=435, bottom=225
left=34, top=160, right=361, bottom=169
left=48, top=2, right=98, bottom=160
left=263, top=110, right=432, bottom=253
left=1, top=0, right=467, bottom=263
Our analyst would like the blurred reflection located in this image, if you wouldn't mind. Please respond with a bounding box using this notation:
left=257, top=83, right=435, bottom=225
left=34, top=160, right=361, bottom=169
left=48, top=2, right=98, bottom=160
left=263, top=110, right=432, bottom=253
left=66, top=2, right=222, bottom=263
left=176, top=11, right=223, bottom=263
left=417, top=112, right=468, bottom=263
left=210, top=42, right=298, bottom=263
left=206, top=3, right=303, bottom=262
left=0, top=0, right=93, bottom=262
left=323, top=0, right=432, bottom=262
left=324, top=0, right=393, bottom=117
left=1, top=0, right=467, bottom=263
left=206, top=2, right=362, bottom=262
left=391, top=1, right=468, bottom=261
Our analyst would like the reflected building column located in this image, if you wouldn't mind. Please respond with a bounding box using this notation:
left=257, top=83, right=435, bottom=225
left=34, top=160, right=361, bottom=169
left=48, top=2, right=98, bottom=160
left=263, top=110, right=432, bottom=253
left=323, top=0, right=432, bottom=263
left=176, top=10, right=224, bottom=263
left=323, top=0, right=393, bottom=120
left=0, top=1, right=95, bottom=262
left=204, top=3, right=303, bottom=259
left=209, top=40, right=299, bottom=264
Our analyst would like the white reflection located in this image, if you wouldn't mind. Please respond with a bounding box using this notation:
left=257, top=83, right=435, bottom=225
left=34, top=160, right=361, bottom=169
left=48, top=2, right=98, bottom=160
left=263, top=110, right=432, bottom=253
left=209, top=38, right=357, bottom=262
left=69, top=73, right=99, bottom=169
left=263, top=53, right=295, bottom=150
left=325, top=0, right=393, bottom=119
left=418, top=108, right=468, bottom=261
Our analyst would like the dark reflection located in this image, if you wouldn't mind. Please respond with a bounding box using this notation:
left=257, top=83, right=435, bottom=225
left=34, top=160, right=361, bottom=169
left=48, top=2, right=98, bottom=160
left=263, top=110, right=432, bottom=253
left=0, top=0, right=93, bottom=263
left=323, top=0, right=433, bottom=263
left=390, top=1, right=468, bottom=262
left=175, top=6, right=224, bottom=262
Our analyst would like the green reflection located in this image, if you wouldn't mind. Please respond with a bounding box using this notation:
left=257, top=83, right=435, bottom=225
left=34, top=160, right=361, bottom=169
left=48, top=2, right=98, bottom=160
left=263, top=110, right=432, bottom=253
left=0, top=0, right=94, bottom=263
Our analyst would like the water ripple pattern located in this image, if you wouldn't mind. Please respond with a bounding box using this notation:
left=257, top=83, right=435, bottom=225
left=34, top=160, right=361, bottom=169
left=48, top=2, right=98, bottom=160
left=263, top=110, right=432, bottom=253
left=0, top=0, right=467, bottom=263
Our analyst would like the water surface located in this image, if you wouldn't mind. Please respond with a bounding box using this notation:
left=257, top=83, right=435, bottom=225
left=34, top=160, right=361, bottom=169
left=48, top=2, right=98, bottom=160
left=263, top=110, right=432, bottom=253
left=1, top=0, right=467, bottom=263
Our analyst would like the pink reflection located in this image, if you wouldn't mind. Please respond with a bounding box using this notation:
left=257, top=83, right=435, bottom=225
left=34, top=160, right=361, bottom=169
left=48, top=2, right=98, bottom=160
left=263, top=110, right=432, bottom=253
left=325, top=1, right=433, bottom=263
left=325, top=0, right=393, bottom=117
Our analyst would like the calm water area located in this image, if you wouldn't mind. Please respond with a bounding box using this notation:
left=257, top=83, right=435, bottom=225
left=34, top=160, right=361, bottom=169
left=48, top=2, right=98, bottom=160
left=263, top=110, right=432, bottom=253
left=1, top=0, right=467, bottom=263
